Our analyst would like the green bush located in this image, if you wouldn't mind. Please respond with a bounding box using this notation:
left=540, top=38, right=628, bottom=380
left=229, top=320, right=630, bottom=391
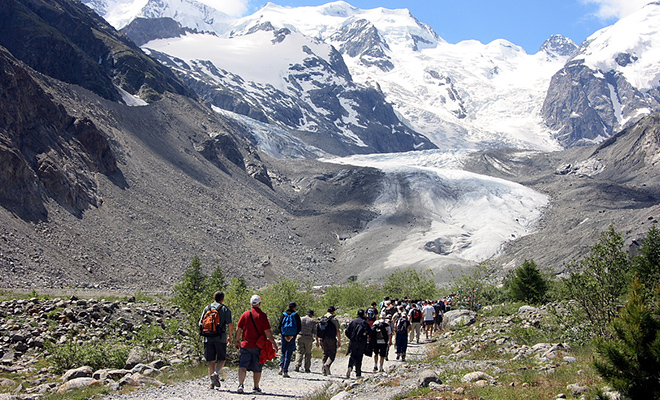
left=46, top=336, right=130, bottom=372
left=321, top=280, right=382, bottom=316
left=382, top=268, right=437, bottom=300
left=451, top=261, right=505, bottom=310
left=564, top=225, right=632, bottom=336
left=259, top=278, right=317, bottom=330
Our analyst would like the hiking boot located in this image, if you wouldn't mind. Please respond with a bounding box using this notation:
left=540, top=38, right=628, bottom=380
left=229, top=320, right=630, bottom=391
left=305, top=369, right=311, bottom=373
left=379, top=367, right=385, bottom=372
left=402, top=355, right=406, bottom=361
left=294, top=365, right=300, bottom=372
left=210, top=372, right=221, bottom=388
left=396, top=354, right=400, bottom=360
left=322, top=365, right=328, bottom=376
left=253, top=387, right=262, bottom=393
left=237, top=384, right=244, bottom=394
left=345, top=367, right=352, bottom=379
left=282, top=372, right=291, bottom=378
left=373, top=365, right=378, bottom=372
left=278, top=368, right=283, bottom=375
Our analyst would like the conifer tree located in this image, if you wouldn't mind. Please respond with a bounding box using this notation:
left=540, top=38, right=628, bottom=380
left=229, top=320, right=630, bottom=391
left=633, top=225, right=660, bottom=296
left=594, top=276, right=660, bottom=399
left=508, top=259, right=548, bottom=304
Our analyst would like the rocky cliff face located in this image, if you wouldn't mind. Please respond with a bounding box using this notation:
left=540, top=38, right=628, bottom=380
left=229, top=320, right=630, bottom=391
left=0, top=0, right=193, bottom=103
left=542, top=60, right=660, bottom=148
left=0, top=46, right=117, bottom=221
left=542, top=3, right=660, bottom=148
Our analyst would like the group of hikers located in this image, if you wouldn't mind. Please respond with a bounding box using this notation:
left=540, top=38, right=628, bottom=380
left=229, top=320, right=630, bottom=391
left=198, top=291, right=450, bottom=393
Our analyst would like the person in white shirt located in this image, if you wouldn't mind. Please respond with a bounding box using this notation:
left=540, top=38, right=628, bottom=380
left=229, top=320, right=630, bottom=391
left=421, top=300, right=436, bottom=340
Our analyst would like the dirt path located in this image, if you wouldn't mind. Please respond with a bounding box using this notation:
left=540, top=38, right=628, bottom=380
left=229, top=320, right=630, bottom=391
left=102, top=339, right=430, bottom=400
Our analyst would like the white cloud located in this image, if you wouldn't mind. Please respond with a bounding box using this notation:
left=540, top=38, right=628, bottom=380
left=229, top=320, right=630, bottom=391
left=197, top=0, right=248, bottom=17
left=582, top=0, right=655, bottom=20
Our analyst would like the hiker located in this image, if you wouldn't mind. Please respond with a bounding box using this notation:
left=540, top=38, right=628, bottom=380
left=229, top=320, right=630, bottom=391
left=422, top=300, right=436, bottom=340
left=345, top=309, right=372, bottom=379
left=199, top=291, right=233, bottom=389
left=433, top=299, right=445, bottom=332
left=235, top=295, right=278, bottom=394
left=408, top=302, right=422, bottom=343
left=371, top=313, right=392, bottom=372
left=379, top=296, right=390, bottom=309
left=316, top=305, right=341, bottom=376
left=366, top=302, right=379, bottom=327
left=277, top=302, right=301, bottom=377
left=394, top=311, right=411, bottom=360
left=294, top=309, right=316, bottom=373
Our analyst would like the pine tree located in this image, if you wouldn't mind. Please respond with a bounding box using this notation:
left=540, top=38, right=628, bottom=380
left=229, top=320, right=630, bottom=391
left=633, top=225, right=660, bottom=295
left=594, top=276, right=660, bottom=399
left=508, top=259, right=548, bottom=304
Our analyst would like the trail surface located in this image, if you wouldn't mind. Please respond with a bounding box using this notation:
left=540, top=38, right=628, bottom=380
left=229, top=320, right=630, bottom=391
left=102, top=339, right=430, bottom=400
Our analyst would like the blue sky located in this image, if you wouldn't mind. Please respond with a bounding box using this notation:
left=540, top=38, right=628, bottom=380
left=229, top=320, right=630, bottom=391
left=214, top=0, right=652, bottom=54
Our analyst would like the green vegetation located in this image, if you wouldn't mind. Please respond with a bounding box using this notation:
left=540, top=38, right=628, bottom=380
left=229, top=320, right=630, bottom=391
left=3, top=224, right=660, bottom=399
left=508, top=259, right=548, bottom=304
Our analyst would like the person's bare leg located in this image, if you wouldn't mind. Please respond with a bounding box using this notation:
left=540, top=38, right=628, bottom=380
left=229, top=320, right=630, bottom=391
left=208, top=361, right=216, bottom=376
left=253, top=372, right=262, bottom=388
left=238, top=368, right=247, bottom=385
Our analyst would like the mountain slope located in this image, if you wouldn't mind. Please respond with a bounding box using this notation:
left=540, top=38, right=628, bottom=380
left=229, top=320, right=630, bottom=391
left=542, top=2, right=660, bottom=147
left=131, top=18, right=436, bottom=156
left=0, top=0, right=193, bottom=103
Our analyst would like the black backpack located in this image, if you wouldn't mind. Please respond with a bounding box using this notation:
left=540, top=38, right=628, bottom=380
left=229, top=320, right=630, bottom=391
left=374, top=322, right=389, bottom=342
left=317, top=315, right=336, bottom=338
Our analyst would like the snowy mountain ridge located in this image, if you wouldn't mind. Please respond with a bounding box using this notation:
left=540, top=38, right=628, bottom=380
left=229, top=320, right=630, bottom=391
left=84, top=0, right=660, bottom=152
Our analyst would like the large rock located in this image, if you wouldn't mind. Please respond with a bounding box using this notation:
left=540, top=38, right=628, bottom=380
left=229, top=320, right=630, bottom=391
left=61, top=366, right=93, bottom=382
left=417, top=370, right=441, bottom=387
left=462, top=371, right=493, bottom=383
left=443, top=310, right=477, bottom=329
left=125, top=346, right=148, bottom=369
left=57, top=377, right=101, bottom=393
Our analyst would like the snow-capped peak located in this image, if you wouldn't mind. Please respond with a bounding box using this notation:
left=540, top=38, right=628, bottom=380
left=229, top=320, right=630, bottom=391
left=574, top=1, right=660, bottom=89
left=540, top=34, right=578, bottom=58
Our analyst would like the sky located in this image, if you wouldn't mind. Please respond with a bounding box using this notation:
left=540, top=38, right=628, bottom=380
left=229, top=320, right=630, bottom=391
left=202, top=0, right=654, bottom=53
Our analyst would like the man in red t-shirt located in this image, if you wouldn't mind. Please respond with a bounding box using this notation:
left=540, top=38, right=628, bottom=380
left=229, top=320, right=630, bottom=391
left=234, top=295, right=278, bottom=394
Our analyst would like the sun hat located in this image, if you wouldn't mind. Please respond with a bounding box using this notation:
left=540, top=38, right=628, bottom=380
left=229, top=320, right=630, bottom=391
left=250, top=295, right=262, bottom=305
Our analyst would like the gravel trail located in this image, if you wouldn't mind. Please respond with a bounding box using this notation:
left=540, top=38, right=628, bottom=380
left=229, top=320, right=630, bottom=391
left=102, top=340, right=430, bottom=400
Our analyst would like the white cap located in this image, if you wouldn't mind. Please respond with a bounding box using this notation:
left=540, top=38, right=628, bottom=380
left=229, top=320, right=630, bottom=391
left=250, top=295, right=262, bottom=305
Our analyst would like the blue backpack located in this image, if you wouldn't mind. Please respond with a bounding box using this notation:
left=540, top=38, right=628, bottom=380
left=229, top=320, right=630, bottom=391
left=281, top=312, right=298, bottom=336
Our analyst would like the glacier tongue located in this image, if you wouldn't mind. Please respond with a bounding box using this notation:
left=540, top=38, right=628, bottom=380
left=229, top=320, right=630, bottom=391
left=326, top=150, right=549, bottom=277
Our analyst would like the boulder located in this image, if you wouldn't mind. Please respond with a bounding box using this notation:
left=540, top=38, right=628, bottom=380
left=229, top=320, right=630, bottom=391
left=443, top=310, right=477, bottom=329
left=125, top=346, right=147, bottom=369
left=461, top=371, right=493, bottom=383
left=57, top=377, right=101, bottom=393
left=417, top=370, right=441, bottom=387
left=62, top=366, right=93, bottom=382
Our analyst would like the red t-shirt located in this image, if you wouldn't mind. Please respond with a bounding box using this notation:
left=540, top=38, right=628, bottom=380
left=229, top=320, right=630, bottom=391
left=237, top=307, right=271, bottom=349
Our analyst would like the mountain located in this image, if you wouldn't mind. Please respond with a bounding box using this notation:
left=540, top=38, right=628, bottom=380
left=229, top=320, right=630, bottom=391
left=87, top=0, right=578, bottom=151
left=542, top=2, right=660, bottom=148
left=0, top=0, right=386, bottom=291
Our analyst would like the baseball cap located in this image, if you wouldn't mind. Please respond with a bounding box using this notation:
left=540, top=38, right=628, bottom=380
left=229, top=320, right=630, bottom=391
left=328, top=306, right=337, bottom=313
left=289, top=302, right=297, bottom=309
left=250, top=295, right=262, bottom=305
